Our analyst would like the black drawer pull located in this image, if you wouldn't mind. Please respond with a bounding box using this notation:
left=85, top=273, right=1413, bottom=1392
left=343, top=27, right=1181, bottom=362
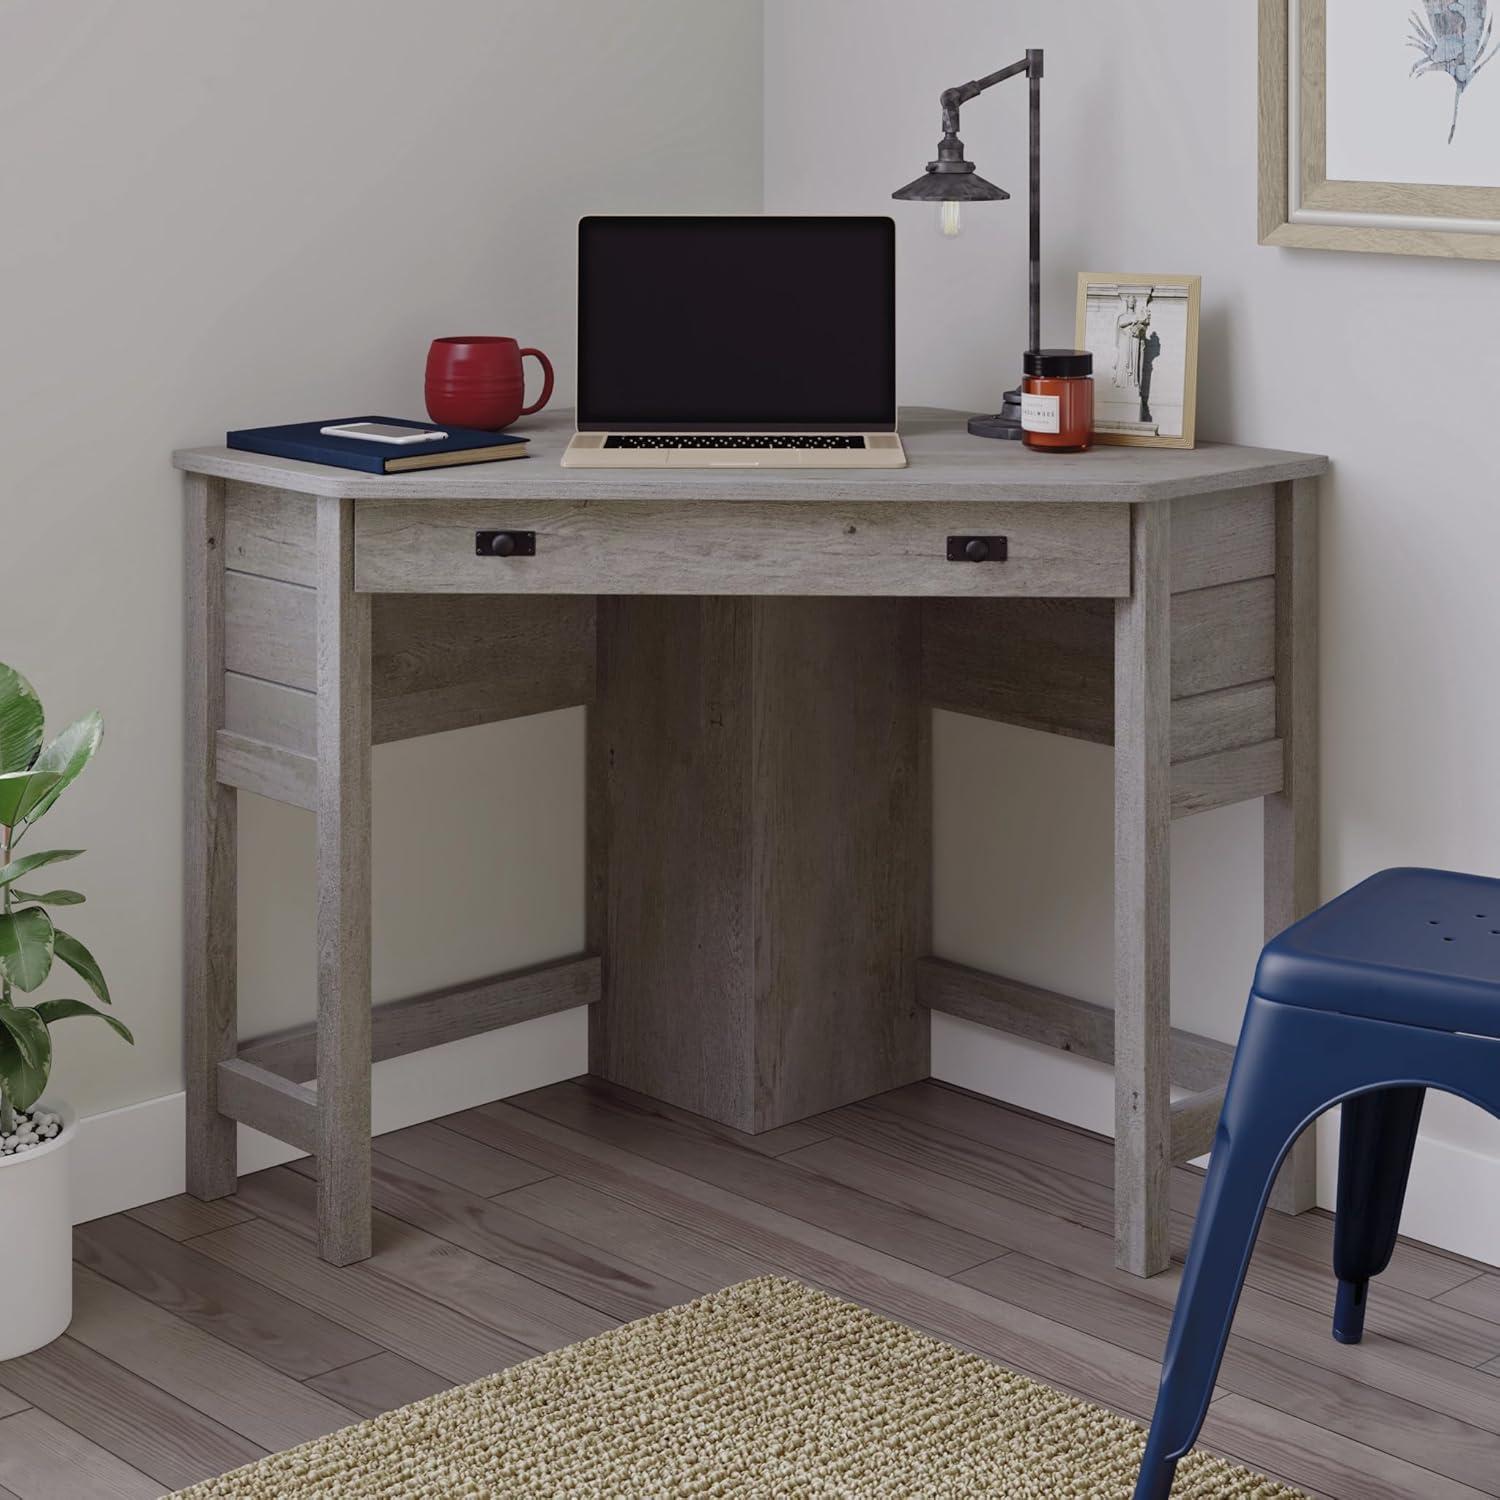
left=475, top=531, right=536, bottom=558
left=947, top=535, right=1008, bottom=563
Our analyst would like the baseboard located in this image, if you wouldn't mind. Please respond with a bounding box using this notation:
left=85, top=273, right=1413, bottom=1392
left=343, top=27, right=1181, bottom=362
left=70, top=1004, right=588, bottom=1225
left=932, top=1011, right=1499, bottom=1269
left=76, top=1002, right=1498, bottom=1267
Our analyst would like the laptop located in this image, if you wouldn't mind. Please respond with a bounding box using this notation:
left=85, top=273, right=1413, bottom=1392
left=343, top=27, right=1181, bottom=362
left=562, top=216, right=905, bottom=468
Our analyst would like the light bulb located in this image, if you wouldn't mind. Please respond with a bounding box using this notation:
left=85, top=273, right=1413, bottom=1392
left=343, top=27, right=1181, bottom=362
left=938, top=201, right=963, bottom=238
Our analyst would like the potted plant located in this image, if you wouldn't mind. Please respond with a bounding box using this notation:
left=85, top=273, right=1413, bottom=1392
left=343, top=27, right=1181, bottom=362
left=0, top=662, right=132, bottom=1358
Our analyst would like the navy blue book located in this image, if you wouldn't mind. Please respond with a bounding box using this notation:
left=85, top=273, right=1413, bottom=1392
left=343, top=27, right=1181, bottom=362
left=226, top=416, right=529, bottom=474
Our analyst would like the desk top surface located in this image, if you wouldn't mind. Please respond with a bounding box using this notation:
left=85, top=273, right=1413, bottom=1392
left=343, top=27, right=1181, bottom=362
left=175, top=408, right=1327, bottom=505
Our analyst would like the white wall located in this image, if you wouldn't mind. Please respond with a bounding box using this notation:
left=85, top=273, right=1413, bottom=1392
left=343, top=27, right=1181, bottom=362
left=766, top=0, right=1500, bottom=1260
left=0, top=0, right=762, bottom=1204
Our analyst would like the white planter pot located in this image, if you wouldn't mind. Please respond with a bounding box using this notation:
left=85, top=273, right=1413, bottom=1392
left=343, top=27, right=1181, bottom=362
left=0, top=1101, right=75, bottom=1360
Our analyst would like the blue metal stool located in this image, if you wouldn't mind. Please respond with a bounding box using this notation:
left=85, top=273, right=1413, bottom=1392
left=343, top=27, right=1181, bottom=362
left=1134, top=868, right=1500, bottom=1499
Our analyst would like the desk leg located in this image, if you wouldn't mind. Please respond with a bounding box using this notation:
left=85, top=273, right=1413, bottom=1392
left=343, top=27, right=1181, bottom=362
left=1115, top=502, right=1172, bottom=1276
left=314, top=496, right=373, bottom=1265
left=185, top=474, right=238, bottom=1201
left=1266, top=477, right=1319, bottom=1215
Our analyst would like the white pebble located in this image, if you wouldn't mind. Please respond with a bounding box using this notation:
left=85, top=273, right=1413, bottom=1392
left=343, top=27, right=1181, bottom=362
left=0, top=1109, right=61, bottom=1157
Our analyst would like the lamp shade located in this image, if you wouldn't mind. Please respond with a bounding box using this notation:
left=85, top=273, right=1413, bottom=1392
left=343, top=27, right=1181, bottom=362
left=891, top=168, right=1009, bottom=203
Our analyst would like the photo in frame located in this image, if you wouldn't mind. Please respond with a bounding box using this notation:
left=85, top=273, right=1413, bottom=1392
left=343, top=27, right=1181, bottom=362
left=1260, top=0, right=1500, bottom=260
left=1074, top=273, right=1200, bottom=449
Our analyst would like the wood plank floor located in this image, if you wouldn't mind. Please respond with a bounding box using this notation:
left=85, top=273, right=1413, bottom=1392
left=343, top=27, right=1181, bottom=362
left=0, top=1077, right=1495, bottom=1498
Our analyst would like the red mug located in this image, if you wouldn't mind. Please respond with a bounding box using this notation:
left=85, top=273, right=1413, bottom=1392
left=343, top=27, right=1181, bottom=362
left=425, top=336, right=554, bottom=431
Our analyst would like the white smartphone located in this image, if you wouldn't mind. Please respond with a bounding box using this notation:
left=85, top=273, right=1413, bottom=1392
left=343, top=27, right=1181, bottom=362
left=320, top=422, right=448, bottom=445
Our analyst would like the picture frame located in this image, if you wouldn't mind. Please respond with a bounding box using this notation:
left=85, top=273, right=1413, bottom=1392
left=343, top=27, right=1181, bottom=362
left=1259, top=0, right=1500, bottom=261
left=1074, top=273, right=1200, bottom=450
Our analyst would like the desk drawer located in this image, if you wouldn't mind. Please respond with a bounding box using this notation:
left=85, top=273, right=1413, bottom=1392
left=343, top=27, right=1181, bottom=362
left=353, top=499, right=1130, bottom=598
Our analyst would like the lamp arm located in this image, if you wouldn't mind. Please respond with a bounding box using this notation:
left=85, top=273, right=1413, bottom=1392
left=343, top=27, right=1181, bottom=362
left=937, top=52, right=1039, bottom=133
left=933, top=49, right=1043, bottom=356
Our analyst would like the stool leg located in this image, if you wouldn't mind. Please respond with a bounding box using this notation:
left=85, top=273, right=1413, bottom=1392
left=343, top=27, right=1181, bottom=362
left=1331, top=1086, right=1425, bottom=1344
left=1134, top=996, right=1322, bottom=1500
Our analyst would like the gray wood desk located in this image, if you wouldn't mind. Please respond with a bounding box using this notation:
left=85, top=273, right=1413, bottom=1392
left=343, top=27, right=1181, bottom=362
left=175, top=408, right=1328, bottom=1276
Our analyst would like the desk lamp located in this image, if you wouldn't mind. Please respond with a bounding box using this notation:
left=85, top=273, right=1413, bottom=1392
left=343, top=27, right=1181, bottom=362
left=893, top=47, right=1042, bottom=440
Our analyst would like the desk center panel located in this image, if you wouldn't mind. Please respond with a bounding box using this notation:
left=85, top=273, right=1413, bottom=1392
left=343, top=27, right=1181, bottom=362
left=587, top=595, right=931, bottom=1133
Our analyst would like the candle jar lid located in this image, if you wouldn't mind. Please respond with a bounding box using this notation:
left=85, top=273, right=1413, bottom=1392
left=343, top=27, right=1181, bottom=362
left=1024, top=348, right=1093, bottom=378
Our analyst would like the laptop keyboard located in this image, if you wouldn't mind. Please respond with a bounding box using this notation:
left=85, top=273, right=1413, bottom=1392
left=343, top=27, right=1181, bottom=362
left=603, top=434, right=867, bottom=450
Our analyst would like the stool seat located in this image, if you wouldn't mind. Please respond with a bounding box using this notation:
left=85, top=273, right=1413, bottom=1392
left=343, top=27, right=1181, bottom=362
left=1254, top=866, right=1500, bottom=1037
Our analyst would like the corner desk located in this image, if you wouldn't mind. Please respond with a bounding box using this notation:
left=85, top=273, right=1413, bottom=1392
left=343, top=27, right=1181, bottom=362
left=175, top=408, right=1328, bottom=1277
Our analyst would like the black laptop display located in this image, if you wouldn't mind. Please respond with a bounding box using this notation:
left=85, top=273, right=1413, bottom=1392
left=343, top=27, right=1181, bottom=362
left=576, top=216, right=896, bottom=434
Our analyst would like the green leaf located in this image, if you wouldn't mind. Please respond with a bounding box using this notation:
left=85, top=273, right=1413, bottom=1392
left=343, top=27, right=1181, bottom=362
left=53, top=928, right=108, bottom=1005
left=32, top=998, right=133, bottom=1046
left=0, top=1004, right=50, bottom=1070
left=0, top=665, right=44, bottom=775
left=0, top=771, right=62, bottom=829
left=23, top=712, right=102, bottom=826
left=12, top=889, right=84, bottom=907
left=0, top=1012, right=50, bottom=1112
left=0, top=849, right=80, bottom=889
left=0, top=907, right=54, bottom=992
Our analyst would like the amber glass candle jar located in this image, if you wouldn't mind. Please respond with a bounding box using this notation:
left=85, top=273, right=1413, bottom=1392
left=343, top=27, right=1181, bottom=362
left=1020, top=349, right=1094, bottom=453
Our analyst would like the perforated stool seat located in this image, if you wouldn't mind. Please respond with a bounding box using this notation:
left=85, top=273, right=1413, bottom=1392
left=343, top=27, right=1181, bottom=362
left=1256, top=867, right=1500, bottom=1036
left=1134, top=868, right=1500, bottom=1499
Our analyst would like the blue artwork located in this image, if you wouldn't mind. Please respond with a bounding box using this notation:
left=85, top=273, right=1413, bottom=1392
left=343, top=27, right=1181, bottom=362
left=1409, top=0, right=1497, bottom=141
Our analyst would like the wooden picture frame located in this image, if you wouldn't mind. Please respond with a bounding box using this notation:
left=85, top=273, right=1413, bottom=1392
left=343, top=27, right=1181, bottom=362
left=1074, top=273, right=1200, bottom=450
left=1260, top=0, right=1500, bottom=261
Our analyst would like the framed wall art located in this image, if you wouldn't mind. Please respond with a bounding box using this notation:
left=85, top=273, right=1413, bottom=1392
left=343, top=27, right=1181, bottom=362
left=1260, top=0, right=1500, bottom=260
left=1074, top=274, right=1200, bottom=449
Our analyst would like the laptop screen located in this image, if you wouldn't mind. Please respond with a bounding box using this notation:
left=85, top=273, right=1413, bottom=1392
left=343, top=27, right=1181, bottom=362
left=577, top=216, right=896, bottom=432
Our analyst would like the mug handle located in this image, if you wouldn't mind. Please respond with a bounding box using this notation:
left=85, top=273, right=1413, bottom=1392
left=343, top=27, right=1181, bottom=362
left=519, top=348, right=555, bottom=417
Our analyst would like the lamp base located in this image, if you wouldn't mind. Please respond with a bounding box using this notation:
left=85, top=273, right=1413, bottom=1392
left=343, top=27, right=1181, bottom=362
left=967, top=387, right=1024, bottom=441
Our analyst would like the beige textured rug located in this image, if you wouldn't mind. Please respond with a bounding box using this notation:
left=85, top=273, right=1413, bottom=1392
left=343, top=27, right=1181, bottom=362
left=172, top=1277, right=1304, bottom=1498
